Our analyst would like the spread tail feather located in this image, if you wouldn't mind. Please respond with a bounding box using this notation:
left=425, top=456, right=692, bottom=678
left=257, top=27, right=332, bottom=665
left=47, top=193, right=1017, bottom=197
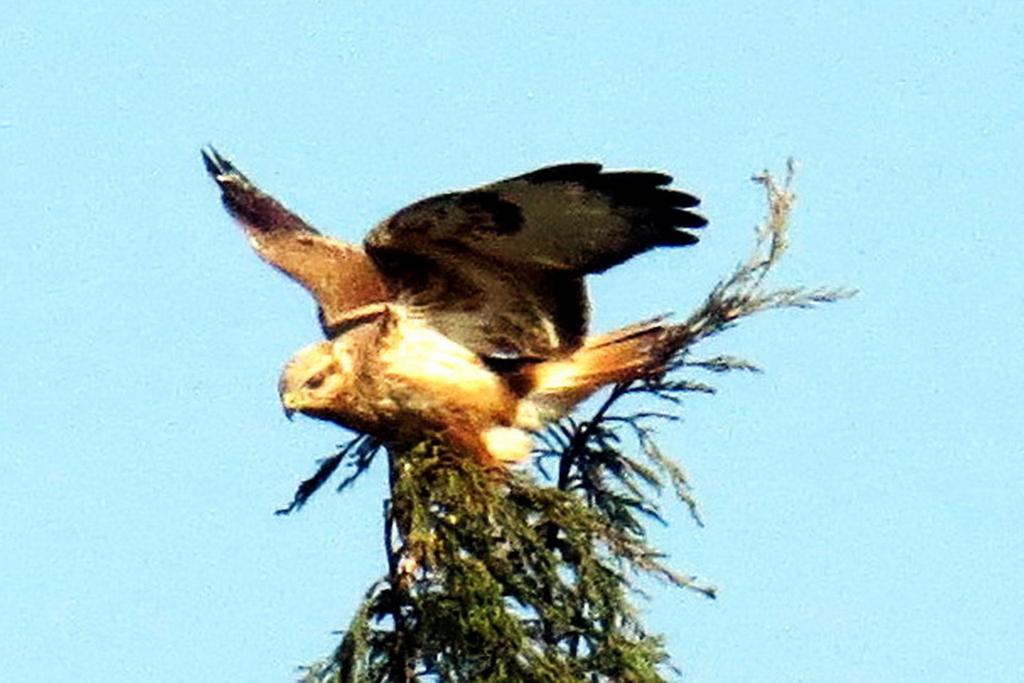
left=525, top=317, right=682, bottom=420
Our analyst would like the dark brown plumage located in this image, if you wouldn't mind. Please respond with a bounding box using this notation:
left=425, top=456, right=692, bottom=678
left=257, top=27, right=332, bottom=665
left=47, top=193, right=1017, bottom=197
left=203, top=147, right=706, bottom=463
left=363, top=162, right=705, bottom=358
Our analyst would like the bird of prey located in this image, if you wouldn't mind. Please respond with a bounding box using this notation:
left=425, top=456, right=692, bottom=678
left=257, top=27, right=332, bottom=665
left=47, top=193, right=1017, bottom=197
left=203, top=148, right=706, bottom=463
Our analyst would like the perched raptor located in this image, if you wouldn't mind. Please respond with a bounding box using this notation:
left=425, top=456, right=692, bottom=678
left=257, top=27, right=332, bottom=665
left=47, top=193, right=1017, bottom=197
left=203, top=148, right=707, bottom=463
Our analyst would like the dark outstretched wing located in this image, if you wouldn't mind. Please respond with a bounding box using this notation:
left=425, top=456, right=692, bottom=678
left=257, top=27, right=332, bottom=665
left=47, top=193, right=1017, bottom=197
left=202, top=148, right=389, bottom=336
left=364, top=163, right=706, bottom=359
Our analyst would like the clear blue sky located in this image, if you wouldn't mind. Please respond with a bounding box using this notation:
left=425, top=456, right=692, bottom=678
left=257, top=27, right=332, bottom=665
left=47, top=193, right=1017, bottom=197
left=3, top=3, right=1022, bottom=681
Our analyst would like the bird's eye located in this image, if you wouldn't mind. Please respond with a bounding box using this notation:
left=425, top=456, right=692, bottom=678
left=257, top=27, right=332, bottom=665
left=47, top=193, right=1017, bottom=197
left=306, top=375, right=325, bottom=389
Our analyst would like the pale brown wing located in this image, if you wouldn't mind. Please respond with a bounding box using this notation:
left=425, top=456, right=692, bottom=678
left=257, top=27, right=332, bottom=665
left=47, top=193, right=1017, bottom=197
left=364, top=163, right=706, bottom=359
left=202, top=148, right=389, bottom=336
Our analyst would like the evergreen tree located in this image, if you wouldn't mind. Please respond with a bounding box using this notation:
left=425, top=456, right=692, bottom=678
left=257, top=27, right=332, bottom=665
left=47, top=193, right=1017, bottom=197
left=282, top=165, right=849, bottom=682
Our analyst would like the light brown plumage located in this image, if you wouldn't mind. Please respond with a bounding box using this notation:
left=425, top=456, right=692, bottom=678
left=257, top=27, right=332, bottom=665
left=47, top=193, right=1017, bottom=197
left=204, top=148, right=705, bottom=463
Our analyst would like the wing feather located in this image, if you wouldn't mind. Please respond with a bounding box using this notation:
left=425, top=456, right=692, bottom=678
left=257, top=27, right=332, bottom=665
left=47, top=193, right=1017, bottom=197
left=364, top=162, right=706, bottom=358
left=202, top=148, right=388, bottom=336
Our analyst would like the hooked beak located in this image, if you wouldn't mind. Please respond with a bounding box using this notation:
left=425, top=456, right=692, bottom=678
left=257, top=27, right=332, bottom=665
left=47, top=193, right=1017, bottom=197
left=280, top=392, right=298, bottom=421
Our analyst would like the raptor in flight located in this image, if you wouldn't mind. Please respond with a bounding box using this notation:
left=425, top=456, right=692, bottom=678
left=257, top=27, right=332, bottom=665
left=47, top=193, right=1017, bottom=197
left=203, top=148, right=706, bottom=463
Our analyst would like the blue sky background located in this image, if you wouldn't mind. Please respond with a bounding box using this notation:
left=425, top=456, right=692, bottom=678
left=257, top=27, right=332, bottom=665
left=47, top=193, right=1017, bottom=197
left=3, top=3, right=1022, bottom=681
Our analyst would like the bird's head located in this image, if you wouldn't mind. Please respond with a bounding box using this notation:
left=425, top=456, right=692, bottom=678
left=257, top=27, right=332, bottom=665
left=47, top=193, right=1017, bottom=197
left=278, top=339, right=354, bottom=421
